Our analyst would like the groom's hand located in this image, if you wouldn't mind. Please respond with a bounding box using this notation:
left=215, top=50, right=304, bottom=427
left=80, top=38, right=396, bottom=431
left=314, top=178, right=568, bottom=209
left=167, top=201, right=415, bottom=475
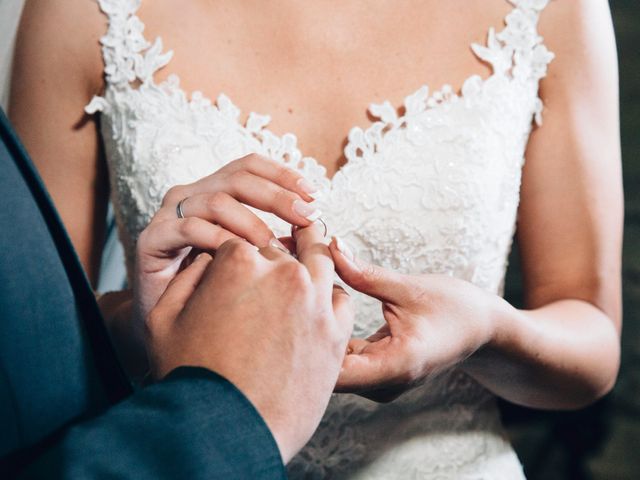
left=145, top=223, right=354, bottom=463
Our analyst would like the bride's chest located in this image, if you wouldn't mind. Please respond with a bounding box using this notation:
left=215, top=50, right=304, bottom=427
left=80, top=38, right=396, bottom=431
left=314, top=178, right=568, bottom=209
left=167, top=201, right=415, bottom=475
left=136, top=0, right=511, bottom=175
left=105, top=71, right=534, bottom=287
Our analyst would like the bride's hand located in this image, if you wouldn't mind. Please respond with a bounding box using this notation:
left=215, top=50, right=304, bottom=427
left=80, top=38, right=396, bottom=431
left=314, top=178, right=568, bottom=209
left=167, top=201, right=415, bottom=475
left=134, top=154, right=319, bottom=318
left=133, top=154, right=320, bottom=348
left=328, top=237, right=502, bottom=403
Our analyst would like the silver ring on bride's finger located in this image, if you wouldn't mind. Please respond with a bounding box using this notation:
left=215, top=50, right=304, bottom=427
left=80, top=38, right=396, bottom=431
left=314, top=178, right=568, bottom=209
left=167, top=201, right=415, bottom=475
left=176, top=197, right=188, bottom=219
left=316, top=217, right=328, bottom=238
left=292, top=217, right=328, bottom=238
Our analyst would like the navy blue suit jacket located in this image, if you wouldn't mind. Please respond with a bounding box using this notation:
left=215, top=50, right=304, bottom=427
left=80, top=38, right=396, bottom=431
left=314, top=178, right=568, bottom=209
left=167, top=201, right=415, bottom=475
left=0, top=109, right=285, bottom=479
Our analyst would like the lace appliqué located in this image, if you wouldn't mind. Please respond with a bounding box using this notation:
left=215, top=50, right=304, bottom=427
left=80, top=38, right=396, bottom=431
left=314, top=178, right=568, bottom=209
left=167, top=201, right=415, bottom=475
left=86, top=0, right=554, bottom=478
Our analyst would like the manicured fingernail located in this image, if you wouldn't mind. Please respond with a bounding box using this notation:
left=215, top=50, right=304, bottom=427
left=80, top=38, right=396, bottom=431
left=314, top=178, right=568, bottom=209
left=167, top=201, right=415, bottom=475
left=269, top=238, right=291, bottom=254
left=297, top=178, right=319, bottom=196
left=334, top=236, right=354, bottom=261
left=306, top=210, right=323, bottom=223
left=315, top=217, right=328, bottom=237
left=293, top=199, right=322, bottom=221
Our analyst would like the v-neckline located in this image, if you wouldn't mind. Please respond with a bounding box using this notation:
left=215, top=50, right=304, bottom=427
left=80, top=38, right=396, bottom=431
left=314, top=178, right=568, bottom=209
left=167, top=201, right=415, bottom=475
left=126, top=1, right=520, bottom=186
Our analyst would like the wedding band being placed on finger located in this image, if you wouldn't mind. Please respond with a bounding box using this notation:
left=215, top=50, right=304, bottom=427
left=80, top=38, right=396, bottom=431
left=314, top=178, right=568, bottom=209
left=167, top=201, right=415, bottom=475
left=316, top=217, right=328, bottom=238
left=292, top=217, right=328, bottom=238
left=176, top=197, right=188, bottom=219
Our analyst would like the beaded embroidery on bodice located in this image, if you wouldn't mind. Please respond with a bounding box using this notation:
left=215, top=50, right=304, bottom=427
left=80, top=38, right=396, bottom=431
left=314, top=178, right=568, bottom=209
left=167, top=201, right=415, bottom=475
left=87, top=0, right=553, bottom=477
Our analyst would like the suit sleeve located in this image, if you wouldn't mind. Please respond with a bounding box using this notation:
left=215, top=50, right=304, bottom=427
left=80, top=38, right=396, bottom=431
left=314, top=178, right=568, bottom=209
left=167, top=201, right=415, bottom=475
left=16, top=367, right=287, bottom=479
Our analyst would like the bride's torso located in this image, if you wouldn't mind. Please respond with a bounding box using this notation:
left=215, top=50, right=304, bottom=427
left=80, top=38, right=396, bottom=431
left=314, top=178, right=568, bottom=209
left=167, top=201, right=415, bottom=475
left=87, top=0, right=553, bottom=477
left=132, top=0, right=512, bottom=177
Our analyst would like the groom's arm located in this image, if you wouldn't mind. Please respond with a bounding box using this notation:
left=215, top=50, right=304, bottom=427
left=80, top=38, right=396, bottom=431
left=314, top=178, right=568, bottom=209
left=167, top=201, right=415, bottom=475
left=11, top=368, right=286, bottom=480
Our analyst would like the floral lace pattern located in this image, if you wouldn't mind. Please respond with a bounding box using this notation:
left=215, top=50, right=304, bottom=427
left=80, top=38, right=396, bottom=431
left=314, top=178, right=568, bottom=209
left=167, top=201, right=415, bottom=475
left=86, top=0, right=553, bottom=477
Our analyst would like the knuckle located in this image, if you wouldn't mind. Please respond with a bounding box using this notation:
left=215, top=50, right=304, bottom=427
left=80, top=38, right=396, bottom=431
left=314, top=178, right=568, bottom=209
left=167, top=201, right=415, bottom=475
left=227, top=241, right=258, bottom=264
left=162, top=185, right=185, bottom=206
left=274, top=164, right=296, bottom=185
left=231, top=169, right=251, bottom=184
left=250, top=218, right=272, bottom=243
left=276, top=261, right=310, bottom=286
left=178, top=217, right=199, bottom=237
left=206, top=191, right=229, bottom=212
left=273, top=186, right=295, bottom=206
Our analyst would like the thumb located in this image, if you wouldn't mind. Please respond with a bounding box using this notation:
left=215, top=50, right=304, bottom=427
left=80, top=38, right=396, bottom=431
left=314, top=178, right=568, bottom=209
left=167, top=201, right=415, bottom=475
left=150, top=252, right=213, bottom=327
left=329, top=237, right=408, bottom=304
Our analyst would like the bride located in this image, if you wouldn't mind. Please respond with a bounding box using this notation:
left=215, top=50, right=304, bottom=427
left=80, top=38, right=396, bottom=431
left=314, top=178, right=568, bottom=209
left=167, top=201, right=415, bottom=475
left=9, top=0, right=622, bottom=477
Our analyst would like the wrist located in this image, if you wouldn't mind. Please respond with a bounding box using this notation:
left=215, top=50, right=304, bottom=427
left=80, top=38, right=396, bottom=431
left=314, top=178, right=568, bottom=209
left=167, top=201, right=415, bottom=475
left=485, top=295, right=518, bottom=351
left=463, top=294, right=521, bottom=374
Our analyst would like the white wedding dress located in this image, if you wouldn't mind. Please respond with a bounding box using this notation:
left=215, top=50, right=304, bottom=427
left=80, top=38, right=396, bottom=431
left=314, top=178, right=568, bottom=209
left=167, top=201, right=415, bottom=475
left=86, top=0, right=554, bottom=477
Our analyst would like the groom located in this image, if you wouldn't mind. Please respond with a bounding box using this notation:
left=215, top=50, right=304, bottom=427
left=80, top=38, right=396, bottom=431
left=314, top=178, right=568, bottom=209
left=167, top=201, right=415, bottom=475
left=0, top=109, right=352, bottom=478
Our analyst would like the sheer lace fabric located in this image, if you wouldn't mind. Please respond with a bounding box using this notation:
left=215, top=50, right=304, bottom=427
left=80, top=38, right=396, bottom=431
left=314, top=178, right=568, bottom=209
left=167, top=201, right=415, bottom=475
left=86, top=0, right=554, bottom=477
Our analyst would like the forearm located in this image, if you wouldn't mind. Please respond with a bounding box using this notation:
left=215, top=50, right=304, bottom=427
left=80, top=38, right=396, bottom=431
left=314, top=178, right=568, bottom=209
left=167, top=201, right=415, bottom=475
left=463, top=298, right=620, bottom=410
left=98, top=290, right=149, bottom=381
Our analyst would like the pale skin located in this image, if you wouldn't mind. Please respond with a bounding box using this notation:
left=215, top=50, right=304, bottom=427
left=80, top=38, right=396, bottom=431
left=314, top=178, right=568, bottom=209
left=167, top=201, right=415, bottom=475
left=10, top=0, right=622, bottom=409
left=146, top=224, right=354, bottom=463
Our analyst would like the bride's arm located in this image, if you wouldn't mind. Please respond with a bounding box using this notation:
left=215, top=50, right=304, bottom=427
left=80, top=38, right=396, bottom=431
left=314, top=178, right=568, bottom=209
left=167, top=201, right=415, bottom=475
left=9, top=0, right=109, bottom=285
left=332, top=0, right=622, bottom=409
left=466, top=0, right=622, bottom=407
left=9, top=0, right=150, bottom=377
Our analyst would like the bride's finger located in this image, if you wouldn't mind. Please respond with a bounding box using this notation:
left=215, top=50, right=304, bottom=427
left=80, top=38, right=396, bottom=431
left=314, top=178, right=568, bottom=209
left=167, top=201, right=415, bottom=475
left=278, top=236, right=296, bottom=255
left=170, top=192, right=280, bottom=248
left=335, top=346, right=405, bottom=393
left=328, top=237, right=409, bottom=305
left=147, top=253, right=213, bottom=335
left=366, top=325, right=392, bottom=343
left=346, top=338, right=371, bottom=355
left=294, top=222, right=334, bottom=300
left=222, top=153, right=319, bottom=202
left=139, top=217, right=239, bottom=257
left=225, top=171, right=321, bottom=226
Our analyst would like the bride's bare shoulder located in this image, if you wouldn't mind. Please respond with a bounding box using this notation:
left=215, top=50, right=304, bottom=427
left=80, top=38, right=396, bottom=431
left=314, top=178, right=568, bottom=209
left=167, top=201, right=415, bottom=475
left=538, top=0, right=617, bottom=89
left=14, top=0, right=107, bottom=98
left=540, top=0, right=614, bottom=45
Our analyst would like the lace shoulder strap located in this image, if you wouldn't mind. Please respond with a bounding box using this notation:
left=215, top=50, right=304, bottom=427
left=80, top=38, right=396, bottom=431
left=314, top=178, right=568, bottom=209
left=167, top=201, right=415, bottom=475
left=95, top=0, right=173, bottom=88
left=469, top=0, right=554, bottom=124
left=471, top=0, right=554, bottom=83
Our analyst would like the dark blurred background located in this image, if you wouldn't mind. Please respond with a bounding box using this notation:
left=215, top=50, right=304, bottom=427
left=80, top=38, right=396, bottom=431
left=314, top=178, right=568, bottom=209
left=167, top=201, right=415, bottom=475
left=501, top=1, right=639, bottom=478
